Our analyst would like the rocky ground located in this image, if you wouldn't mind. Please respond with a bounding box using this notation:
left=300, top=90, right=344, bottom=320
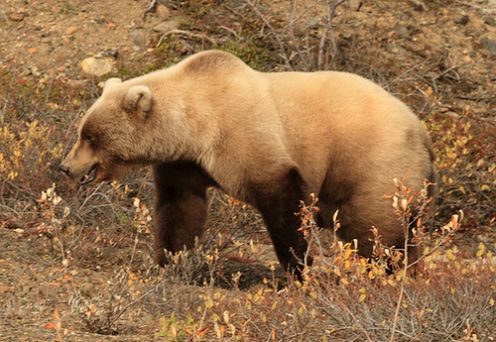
left=1, top=0, right=164, bottom=81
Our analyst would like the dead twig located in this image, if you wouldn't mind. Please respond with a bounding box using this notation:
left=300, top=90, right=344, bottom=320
left=244, top=0, right=293, bottom=70
left=245, top=0, right=344, bottom=70
left=109, top=285, right=156, bottom=327
left=143, top=0, right=158, bottom=19
left=318, top=0, right=345, bottom=69
left=288, top=0, right=310, bottom=70
left=455, top=95, right=496, bottom=101
left=337, top=302, right=374, bottom=342
left=389, top=221, right=409, bottom=342
left=156, top=29, right=217, bottom=47
left=432, top=64, right=461, bottom=81
left=219, top=25, right=239, bottom=39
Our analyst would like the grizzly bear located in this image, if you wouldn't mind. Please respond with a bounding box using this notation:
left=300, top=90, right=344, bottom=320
left=60, top=50, right=435, bottom=279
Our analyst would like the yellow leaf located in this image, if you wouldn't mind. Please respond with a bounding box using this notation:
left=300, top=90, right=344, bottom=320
left=205, top=297, right=213, bottom=309
left=358, top=288, right=366, bottom=303
left=481, top=184, right=490, bottom=191
left=447, top=249, right=457, bottom=261
left=476, top=243, right=486, bottom=258
left=424, top=86, right=433, bottom=96
left=223, top=311, right=230, bottom=324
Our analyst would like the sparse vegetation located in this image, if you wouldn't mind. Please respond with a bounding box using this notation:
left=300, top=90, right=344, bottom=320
left=1, top=0, right=495, bottom=340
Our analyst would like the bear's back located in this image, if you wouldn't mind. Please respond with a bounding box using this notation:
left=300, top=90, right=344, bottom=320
left=180, top=50, right=251, bottom=76
left=258, top=70, right=431, bottom=199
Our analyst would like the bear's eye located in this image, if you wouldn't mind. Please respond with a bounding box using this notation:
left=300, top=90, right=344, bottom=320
left=82, top=132, right=96, bottom=143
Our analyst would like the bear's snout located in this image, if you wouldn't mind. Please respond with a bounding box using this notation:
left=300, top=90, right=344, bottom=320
left=58, top=163, right=70, bottom=176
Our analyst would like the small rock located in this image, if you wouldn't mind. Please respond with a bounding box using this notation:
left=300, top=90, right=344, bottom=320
left=484, top=16, right=495, bottom=26
left=409, top=0, right=426, bottom=11
left=396, top=26, right=412, bottom=40
left=340, top=32, right=353, bottom=40
left=308, top=17, right=320, bottom=29
left=156, top=4, right=171, bottom=20
left=8, top=12, right=25, bottom=22
left=295, top=17, right=319, bottom=36
left=81, top=57, right=113, bottom=76
left=444, top=111, right=461, bottom=120
left=152, top=20, right=179, bottom=33
left=129, top=28, right=146, bottom=49
left=79, top=282, right=94, bottom=297
left=67, top=79, right=89, bottom=88
left=39, top=283, right=59, bottom=299
left=388, top=44, right=408, bottom=54
left=27, top=47, right=38, bottom=54
left=94, top=17, right=107, bottom=25
left=481, top=38, right=496, bottom=56
left=0, top=10, right=6, bottom=23
left=454, top=14, right=469, bottom=26
left=348, top=0, right=362, bottom=11
left=27, top=65, right=41, bottom=77
left=101, top=48, right=119, bottom=59
left=66, top=26, right=78, bottom=35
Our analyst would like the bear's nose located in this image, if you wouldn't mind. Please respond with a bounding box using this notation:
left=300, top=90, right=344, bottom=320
left=59, top=163, right=70, bottom=176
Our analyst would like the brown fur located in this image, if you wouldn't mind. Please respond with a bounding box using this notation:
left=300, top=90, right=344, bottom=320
left=61, top=50, right=435, bottom=278
left=152, top=162, right=217, bottom=266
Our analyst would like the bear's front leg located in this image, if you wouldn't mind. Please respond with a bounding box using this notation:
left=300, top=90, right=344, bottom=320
left=252, top=168, right=312, bottom=280
left=152, top=162, right=212, bottom=266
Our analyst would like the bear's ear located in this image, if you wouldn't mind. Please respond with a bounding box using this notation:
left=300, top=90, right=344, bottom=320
left=123, top=85, right=153, bottom=118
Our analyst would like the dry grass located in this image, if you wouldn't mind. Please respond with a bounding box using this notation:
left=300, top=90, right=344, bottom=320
left=23, top=188, right=494, bottom=341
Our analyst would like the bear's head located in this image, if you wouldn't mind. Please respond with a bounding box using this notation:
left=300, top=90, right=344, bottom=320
left=60, top=78, right=155, bottom=185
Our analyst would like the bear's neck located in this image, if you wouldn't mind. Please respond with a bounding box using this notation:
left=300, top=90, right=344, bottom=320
left=146, top=86, right=220, bottom=168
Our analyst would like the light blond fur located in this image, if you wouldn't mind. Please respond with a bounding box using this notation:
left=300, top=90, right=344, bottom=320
left=62, top=50, right=433, bottom=256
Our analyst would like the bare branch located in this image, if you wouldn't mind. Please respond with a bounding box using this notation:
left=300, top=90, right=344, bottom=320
left=244, top=0, right=293, bottom=70
left=156, top=29, right=217, bottom=47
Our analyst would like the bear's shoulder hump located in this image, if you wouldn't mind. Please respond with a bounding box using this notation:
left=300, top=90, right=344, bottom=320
left=181, top=50, right=246, bottom=75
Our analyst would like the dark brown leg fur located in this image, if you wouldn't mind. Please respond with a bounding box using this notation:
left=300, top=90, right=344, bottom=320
left=152, top=161, right=216, bottom=266
left=251, top=168, right=312, bottom=281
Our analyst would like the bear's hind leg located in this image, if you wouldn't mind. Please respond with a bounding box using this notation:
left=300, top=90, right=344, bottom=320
left=252, top=168, right=311, bottom=280
left=152, top=162, right=214, bottom=266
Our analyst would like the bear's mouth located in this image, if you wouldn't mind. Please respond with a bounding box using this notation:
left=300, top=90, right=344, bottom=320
left=79, top=163, right=99, bottom=185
